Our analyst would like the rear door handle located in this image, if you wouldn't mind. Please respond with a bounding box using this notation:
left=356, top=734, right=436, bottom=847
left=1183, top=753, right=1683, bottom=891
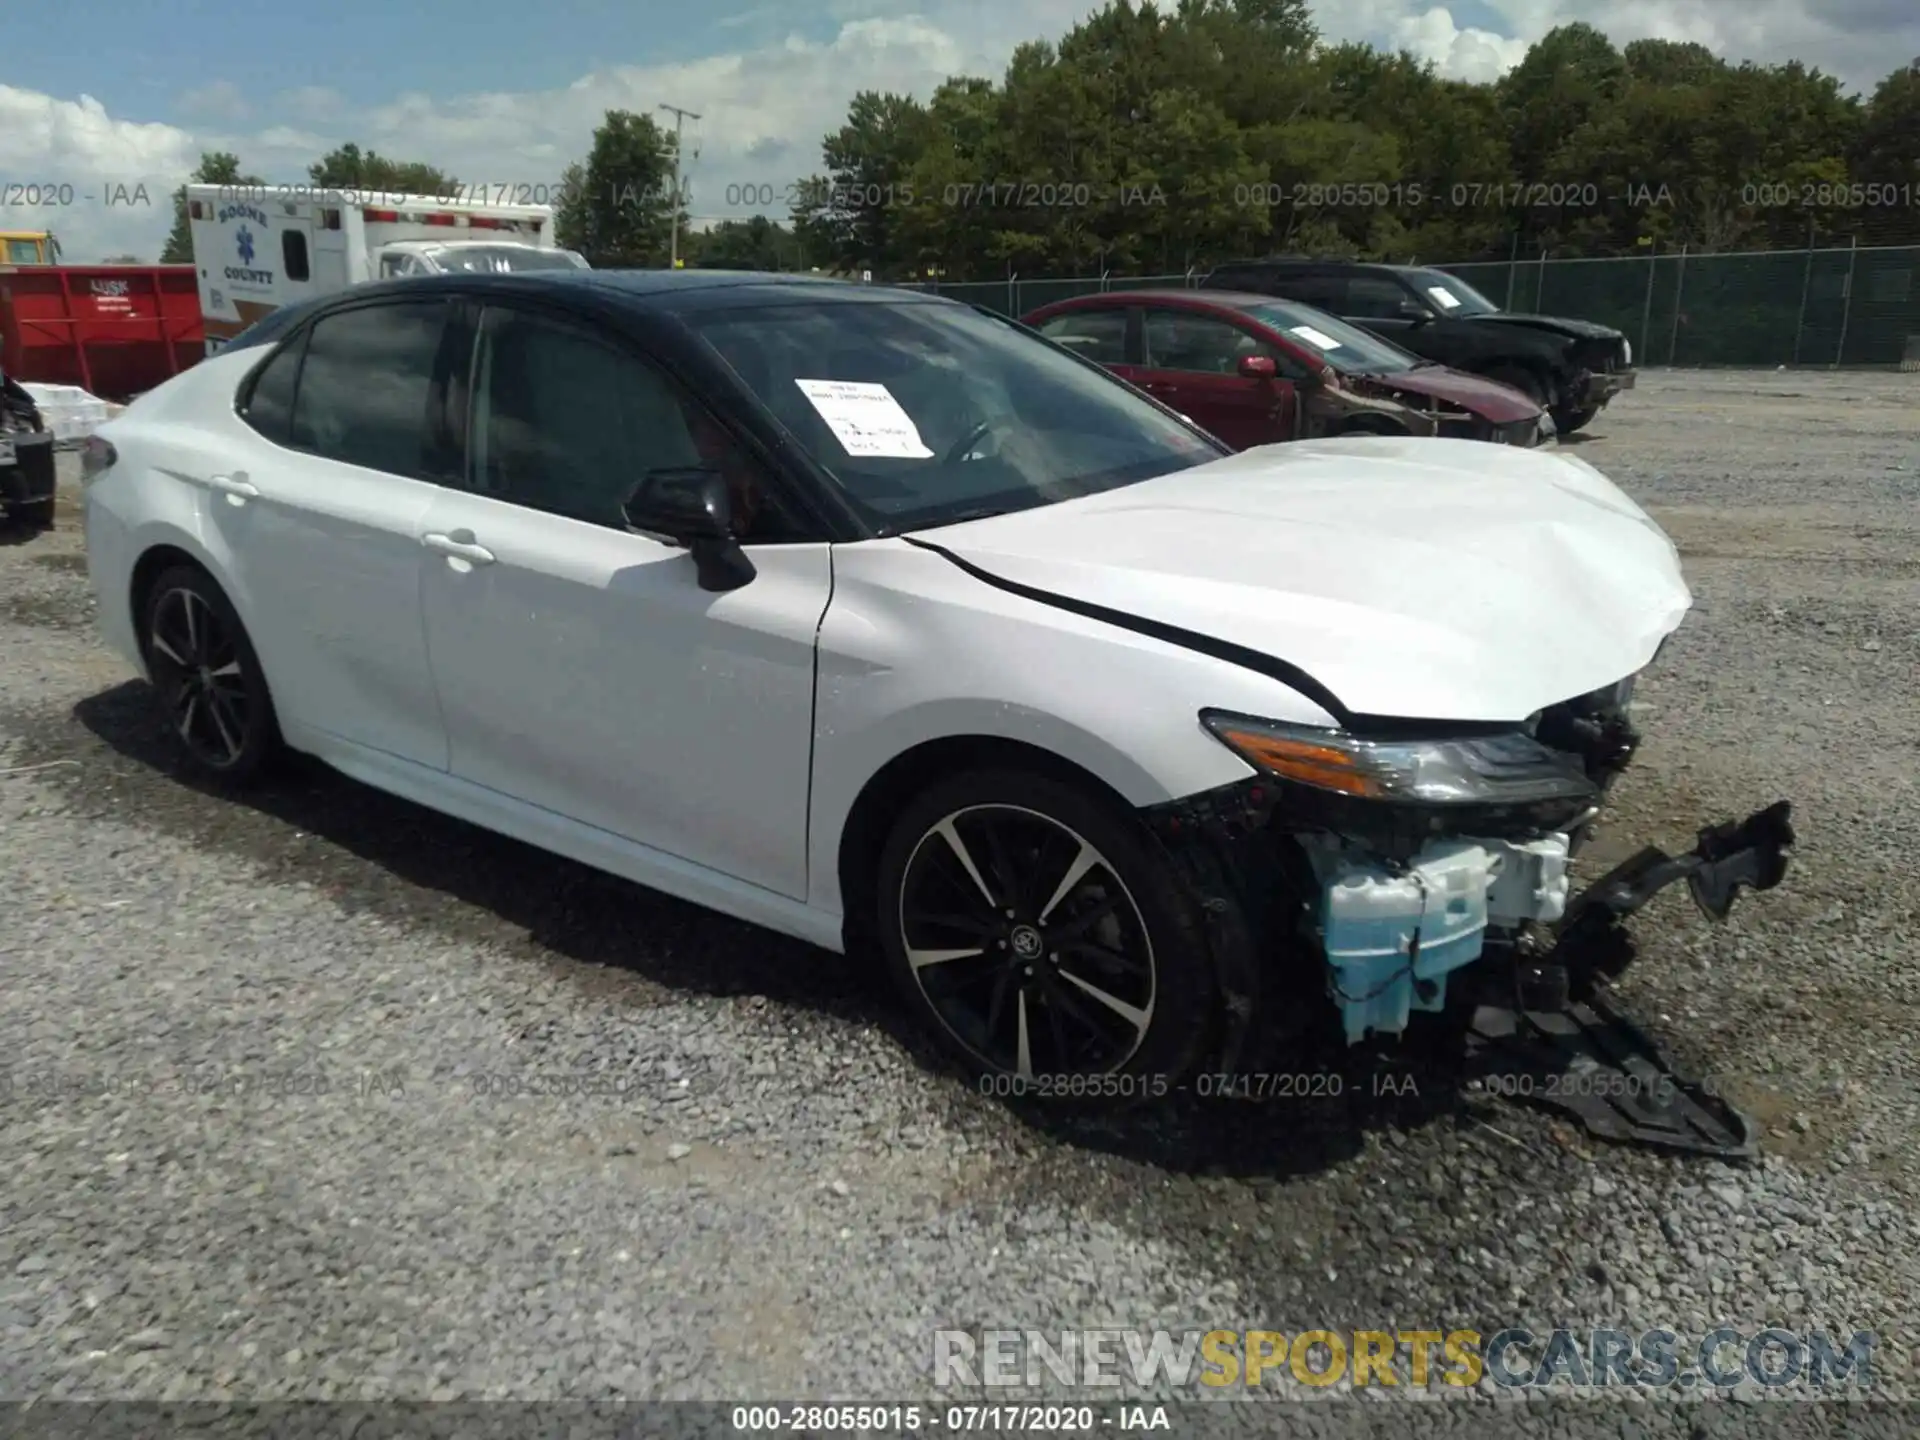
left=208, top=473, right=259, bottom=503
left=422, top=530, right=496, bottom=566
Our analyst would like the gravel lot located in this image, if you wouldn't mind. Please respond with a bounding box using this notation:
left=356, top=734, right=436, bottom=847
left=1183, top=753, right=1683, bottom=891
left=1, top=370, right=1915, bottom=1433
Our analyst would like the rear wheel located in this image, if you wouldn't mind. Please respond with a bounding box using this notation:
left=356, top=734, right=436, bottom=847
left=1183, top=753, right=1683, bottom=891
left=140, top=565, right=283, bottom=784
left=875, top=769, right=1215, bottom=1105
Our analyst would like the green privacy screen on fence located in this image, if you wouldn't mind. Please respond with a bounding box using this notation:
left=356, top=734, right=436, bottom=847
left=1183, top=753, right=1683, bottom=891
left=899, top=246, right=1920, bottom=368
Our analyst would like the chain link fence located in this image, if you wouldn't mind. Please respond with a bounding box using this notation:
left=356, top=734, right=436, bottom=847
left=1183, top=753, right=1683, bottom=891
left=895, top=246, right=1920, bottom=368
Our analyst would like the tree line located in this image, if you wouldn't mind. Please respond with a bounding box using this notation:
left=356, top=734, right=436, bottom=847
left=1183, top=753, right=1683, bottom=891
left=792, top=1, right=1920, bottom=279
left=155, top=1, right=1920, bottom=278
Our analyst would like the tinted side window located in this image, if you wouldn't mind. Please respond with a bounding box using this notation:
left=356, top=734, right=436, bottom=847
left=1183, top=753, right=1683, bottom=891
left=1037, top=310, right=1128, bottom=364
left=283, top=230, right=310, bottom=282
left=239, top=332, right=306, bottom=443
left=1344, top=277, right=1416, bottom=319
left=471, top=307, right=806, bottom=540
left=1143, top=310, right=1275, bottom=374
left=290, top=301, right=451, bottom=478
left=1266, top=273, right=1343, bottom=307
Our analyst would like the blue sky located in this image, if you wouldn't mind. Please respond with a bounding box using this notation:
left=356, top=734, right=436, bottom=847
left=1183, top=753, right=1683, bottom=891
left=3, top=0, right=1913, bottom=261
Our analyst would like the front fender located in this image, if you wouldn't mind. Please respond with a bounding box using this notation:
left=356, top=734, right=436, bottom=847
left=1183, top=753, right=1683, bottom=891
left=807, top=539, right=1339, bottom=916
left=1302, top=383, right=1435, bottom=438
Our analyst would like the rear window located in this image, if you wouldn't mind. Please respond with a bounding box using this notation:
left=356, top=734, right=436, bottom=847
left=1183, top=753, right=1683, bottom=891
left=288, top=300, right=456, bottom=480
left=222, top=297, right=322, bottom=354
left=1035, top=309, right=1129, bottom=364
left=239, top=331, right=306, bottom=443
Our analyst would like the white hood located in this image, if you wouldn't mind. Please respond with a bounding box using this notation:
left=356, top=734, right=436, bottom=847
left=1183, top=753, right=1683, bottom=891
left=927, top=436, right=1691, bottom=723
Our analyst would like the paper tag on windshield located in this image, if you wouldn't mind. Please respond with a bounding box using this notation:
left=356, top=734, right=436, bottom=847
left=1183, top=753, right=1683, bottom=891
left=1427, top=286, right=1461, bottom=309
left=793, top=379, right=934, bottom=458
left=1289, top=325, right=1339, bottom=351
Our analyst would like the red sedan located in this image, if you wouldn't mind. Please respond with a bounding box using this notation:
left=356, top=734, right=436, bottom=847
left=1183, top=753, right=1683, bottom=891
left=1022, top=289, right=1552, bottom=450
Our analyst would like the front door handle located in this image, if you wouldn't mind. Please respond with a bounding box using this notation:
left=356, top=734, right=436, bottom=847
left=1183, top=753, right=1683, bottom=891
left=422, top=530, right=496, bottom=566
left=208, top=473, right=259, bottom=503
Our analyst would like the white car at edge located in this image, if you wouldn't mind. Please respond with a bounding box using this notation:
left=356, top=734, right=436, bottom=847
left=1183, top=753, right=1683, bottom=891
left=79, top=269, right=1791, bottom=1105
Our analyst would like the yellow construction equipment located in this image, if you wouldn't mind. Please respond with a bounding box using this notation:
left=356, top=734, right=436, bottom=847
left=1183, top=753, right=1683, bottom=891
left=0, top=232, right=58, bottom=265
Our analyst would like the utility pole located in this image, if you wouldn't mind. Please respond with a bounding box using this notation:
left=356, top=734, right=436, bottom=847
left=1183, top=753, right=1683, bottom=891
left=658, top=102, right=700, bottom=268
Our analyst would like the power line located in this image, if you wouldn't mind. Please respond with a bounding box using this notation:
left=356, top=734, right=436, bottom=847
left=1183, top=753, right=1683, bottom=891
left=659, top=103, right=701, bottom=268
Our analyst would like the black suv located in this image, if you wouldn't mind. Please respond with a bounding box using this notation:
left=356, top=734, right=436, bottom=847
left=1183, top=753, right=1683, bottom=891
left=0, top=369, right=57, bottom=530
left=1201, top=258, right=1635, bottom=435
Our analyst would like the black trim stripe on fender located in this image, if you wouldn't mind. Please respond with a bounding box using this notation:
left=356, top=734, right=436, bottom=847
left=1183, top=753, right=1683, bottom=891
left=904, top=535, right=1359, bottom=728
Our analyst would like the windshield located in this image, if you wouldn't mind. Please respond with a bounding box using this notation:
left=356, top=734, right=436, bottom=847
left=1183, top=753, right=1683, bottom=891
left=425, top=245, right=587, bottom=273
left=687, top=299, right=1222, bottom=532
left=1406, top=269, right=1501, bottom=316
left=1241, top=301, right=1423, bottom=375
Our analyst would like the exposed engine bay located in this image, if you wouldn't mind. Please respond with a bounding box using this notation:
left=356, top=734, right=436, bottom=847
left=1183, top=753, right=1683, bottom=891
left=1146, top=672, right=1793, bottom=1158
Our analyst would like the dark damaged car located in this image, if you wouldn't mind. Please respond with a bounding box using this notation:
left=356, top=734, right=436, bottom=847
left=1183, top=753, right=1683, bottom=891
left=1, top=368, right=57, bottom=529
left=1023, top=289, right=1552, bottom=450
left=1202, top=258, right=1636, bottom=435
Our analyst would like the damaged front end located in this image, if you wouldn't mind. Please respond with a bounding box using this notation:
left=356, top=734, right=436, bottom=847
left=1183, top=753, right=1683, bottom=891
left=1338, top=374, right=1549, bottom=448
left=0, top=369, right=58, bottom=526
left=1298, top=378, right=1440, bottom=439
left=1145, top=678, right=1793, bottom=1157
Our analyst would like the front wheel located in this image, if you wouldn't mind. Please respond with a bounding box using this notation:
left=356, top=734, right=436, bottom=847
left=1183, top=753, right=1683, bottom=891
left=875, top=769, right=1216, bottom=1105
left=10, top=496, right=55, bottom=529
left=1551, top=402, right=1601, bottom=435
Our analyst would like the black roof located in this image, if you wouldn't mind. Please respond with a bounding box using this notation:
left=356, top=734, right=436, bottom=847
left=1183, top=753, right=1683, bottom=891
left=1055, top=287, right=1299, bottom=312
left=365, top=268, right=946, bottom=313
left=222, top=269, right=949, bottom=352
left=1211, top=256, right=1427, bottom=275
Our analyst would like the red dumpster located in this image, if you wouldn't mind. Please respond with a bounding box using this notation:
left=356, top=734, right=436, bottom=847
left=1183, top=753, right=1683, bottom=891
left=0, top=265, right=205, bottom=401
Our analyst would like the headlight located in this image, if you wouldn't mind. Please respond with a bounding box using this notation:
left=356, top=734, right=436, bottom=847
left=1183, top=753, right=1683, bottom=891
left=1621, top=337, right=1632, bottom=367
left=1200, top=710, right=1596, bottom=807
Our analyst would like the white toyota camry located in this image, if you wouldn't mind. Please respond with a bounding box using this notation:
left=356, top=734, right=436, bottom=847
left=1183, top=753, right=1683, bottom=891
left=80, top=270, right=1791, bottom=1110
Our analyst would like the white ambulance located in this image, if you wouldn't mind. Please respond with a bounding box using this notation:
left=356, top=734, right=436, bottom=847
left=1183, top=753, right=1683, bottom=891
left=185, top=185, right=589, bottom=354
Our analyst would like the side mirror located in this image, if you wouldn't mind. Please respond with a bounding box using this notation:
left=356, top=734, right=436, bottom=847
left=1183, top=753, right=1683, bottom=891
left=1397, top=300, right=1433, bottom=323
left=1237, top=353, right=1278, bottom=379
left=621, top=466, right=756, bottom=593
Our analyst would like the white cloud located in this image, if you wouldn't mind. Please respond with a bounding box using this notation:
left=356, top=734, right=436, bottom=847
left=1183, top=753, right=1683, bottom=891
left=4, top=1, right=1916, bottom=261
left=1389, top=7, right=1533, bottom=80
left=0, top=85, right=196, bottom=262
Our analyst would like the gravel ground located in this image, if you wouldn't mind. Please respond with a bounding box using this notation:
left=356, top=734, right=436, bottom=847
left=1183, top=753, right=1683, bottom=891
left=1, top=371, right=1915, bottom=1434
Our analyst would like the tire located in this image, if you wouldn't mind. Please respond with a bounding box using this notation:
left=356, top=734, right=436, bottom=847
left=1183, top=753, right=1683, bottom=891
left=1551, top=403, right=1601, bottom=435
left=1338, top=417, right=1407, bottom=438
left=12, top=496, right=55, bottom=529
left=875, top=768, right=1216, bottom=1106
left=1485, top=365, right=1548, bottom=408
left=138, top=564, right=283, bottom=785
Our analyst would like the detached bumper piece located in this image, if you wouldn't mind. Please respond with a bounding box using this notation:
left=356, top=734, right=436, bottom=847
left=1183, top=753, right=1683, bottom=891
left=1466, top=992, right=1755, bottom=1159
left=1465, top=801, right=1794, bottom=1158
left=1, top=432, right=57, bottom=508
left=1581, top=369, right=1637, bottom=408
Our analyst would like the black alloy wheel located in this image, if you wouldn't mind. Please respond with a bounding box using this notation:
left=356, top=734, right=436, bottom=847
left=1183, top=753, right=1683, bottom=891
left=876, top=770, right=1215, bottom=1101
left=141, top=565, right=281, bottom=782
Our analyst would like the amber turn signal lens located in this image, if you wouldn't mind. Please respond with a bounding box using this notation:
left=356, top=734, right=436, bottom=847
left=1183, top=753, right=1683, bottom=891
left=1207, top=725, right=1385, bottom=798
